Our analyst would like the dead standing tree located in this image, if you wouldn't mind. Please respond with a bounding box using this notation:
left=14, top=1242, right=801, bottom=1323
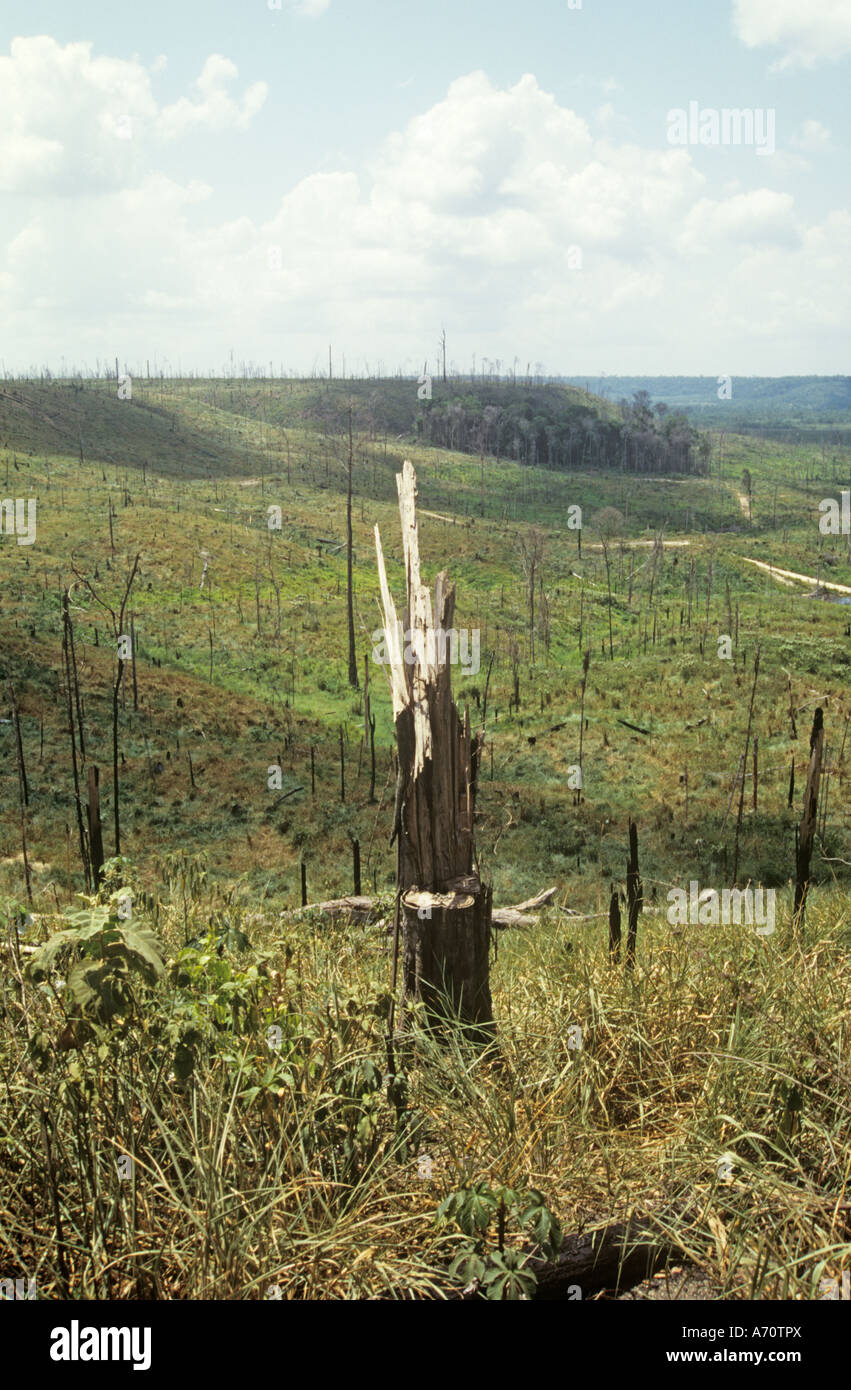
left=375, top=461, right=494, bottom=1042
left=346, top=405, right=359, bottom=689
left=72, top=553, right=140, bottom=859
left=625, top=819, right=642, bottom=971
left=794, top=707, right=824, bottom=923
left=519, top=528, right=545, bottom=666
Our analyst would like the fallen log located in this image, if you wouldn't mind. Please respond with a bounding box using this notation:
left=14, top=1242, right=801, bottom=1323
left=270, top=786, right=304, bottom=810
left=491, top=908, right=538, bottom=928
left=435, top=1214, right=685, bottom=1301
left=616, top=718, right=650, bottom=736
left=530, top=1216, right=680, bottom=1299
left=511, top=886, right=558, bottom=912
left=293, top=895, right=378, bottom=923
left=293, top=886, right=560, bottom=929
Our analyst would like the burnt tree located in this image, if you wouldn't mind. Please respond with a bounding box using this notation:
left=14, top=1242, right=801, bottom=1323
left=625, top=820, right=642, bottom=971
left=794, top=708, right=824, bottom=922
left=375, top=461, right=494, bottom=1041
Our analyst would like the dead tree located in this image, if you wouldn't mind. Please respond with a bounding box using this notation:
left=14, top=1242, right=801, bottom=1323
left=72, top=553, right=140, bottom=858
left=9, top=680, right=28, bottom=807
left=795, top=708, right=824, bottom=921
left=364, top=655, right=377, bottom=803
left=375, top=460, right=494, bottom=1041
left=346, top=406, right=358, bottom=688
left=625, top=820, right=642, bottom=971
left=577, top=651, right=590, bottom=804
left=608, top=888, right=621, bottom=961
left=519, top=529, right=545, bottom=665
left=600, top=536, right=614, bottom=660
left=62, top=592, right=90, bottom=888
left=8, top=682, right=32, bottom=903
left=732, top=646, right=760, bottom=883
left=87, top=765, right=105, bottom=886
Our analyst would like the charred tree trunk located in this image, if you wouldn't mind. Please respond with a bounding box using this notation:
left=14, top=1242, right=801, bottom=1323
left=62, top=592, right=90, bottom=889
left=87, top=765, right=105, bottom=887
left=794, top=708, right=824, bottom=922
left=8, top=682, right=32, bottom=904
left=625, top=820, right=642, bottom=971
left=375, top=461, right=494, bottom=1042
left=608, top=888, right=621, bottom=961
left=346, top=407, right=359, bottom=689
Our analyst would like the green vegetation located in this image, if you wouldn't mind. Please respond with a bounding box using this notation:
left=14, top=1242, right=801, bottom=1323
left=0, top=376, right=849, bottom=1299
left=563, top=375, right=851, bottom=428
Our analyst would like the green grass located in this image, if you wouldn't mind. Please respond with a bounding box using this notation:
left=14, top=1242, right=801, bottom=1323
left=1, top=874, right=848, bottom=1299
left=0, top=377, right=849, bottom=1299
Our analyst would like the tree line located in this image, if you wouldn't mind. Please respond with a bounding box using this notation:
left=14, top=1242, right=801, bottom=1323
left=415, top=388, right=711, bottom=476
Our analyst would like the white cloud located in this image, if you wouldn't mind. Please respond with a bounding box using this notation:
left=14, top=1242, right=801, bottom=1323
left=291, top=0, right=331, bottom=16
left=679, top=190, right=799, bottom=253
left=157, top=55, right=268, bottom=139
left=733, top=0, right=851, bottom=69
left=0, top=37, right=266, bottom=193
left=0, top=61, right=848, bottom=372
left=790, top=119, right=832, bottom=151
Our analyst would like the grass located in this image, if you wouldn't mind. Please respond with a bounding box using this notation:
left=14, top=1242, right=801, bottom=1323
left=1, top=873, right=848, bottom=1299
left=0, top=377, right=849, bottom=1299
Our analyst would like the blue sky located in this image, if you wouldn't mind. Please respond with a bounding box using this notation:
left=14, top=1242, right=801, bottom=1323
left=1, top=0, right=849, bottom=374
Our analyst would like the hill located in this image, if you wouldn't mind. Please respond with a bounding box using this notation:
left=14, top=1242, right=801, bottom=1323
left=561, top=375, right=851, bottom=429
left=0, top=377, right=849, bottom=1304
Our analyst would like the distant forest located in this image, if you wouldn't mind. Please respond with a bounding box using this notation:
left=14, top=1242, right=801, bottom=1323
left=563, top=375, right=851, bottom=425
left=415, top=386, right=711, bottom=476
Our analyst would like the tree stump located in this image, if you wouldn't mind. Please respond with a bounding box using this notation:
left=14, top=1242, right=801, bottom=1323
left=375, top=461, right=494, bottom=1041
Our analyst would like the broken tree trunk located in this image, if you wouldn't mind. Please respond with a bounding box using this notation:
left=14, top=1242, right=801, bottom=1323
left=375, top=460, right=493, bottom=1040
left=794, top=708, right=824, bottom=922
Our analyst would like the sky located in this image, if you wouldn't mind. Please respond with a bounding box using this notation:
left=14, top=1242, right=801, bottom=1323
left=1, top=0, right=849, bottom=376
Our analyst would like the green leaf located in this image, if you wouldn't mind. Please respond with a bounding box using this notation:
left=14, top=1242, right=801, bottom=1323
left=481, top=1249, right=537, bottom=1300
left=484, top=1273, right=508, bottom=1299
left=26, top=928, right=83, bottom=977
left=222, top=926, right=252, bottom=953
left=519, top=1190, right=563, bottom=1256
left=64, top=906, right=112, bottom=934
left=67, top=959, right=101, bottom=1011
left=449, top=1252, right=486, bottom=1286
left=120, top=927, right=166, bottom=979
